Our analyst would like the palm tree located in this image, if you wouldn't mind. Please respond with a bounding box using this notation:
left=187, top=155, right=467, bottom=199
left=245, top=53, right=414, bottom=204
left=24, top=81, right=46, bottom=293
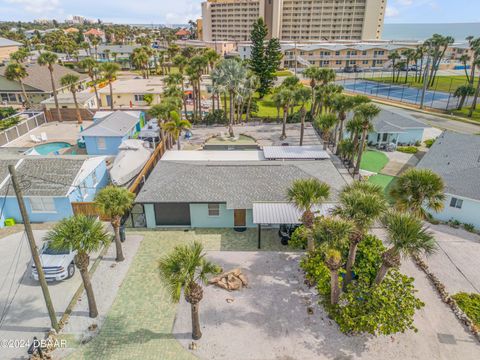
left=293, top=86, right=312, bottom=146
left=332, top=182, right=387, bottom=286
left=162, top=112, right=192, bottom=150
left=331, top=94, right=354, bottom=154
left=459, top=54, right=471, bottom=83
left=402, top=49, right=416, bottom=83
left=159, top=242, right=219, bottom=340
left=244, top=72, right=260, bottom=123
left=46, top=215, right=109, bottom=318
left=388, top=51, right=401, bottom=82
left=4, top=63, right=31, bottom=108
left=390, top=168, right=445, bottom=219
left=101, top=62, right=120, bottom=110
left=60, top=74, right=82, bottom=124
left=276, top=87, right=294, bottom=140
left=79, top=57, right=101, bottom=108
left=345, top=115, right=362, bottom=168
left=316, top=113, right=337, bottom=150
left=172, top=55, right=189, bottom=118
left=374, top=211, right=436, bottom=284
left=303, top=66, right=321, bottom=117
left=453, top=84, right=475, bottom=110
left=38, top=52, right=62, bottom=121
left=468, top=59, right=480, bottom=117
left=312, top=68, right=336, bottom=116
left=95, top=186, right=135, bottom=262
left=286, top=178, right=330, bottom=252
left=353, top=103, right=381, bottom=176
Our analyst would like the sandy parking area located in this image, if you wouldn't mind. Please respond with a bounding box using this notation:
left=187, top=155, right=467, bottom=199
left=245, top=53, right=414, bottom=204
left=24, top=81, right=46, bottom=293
left=173, top=251, right=480, bottom=360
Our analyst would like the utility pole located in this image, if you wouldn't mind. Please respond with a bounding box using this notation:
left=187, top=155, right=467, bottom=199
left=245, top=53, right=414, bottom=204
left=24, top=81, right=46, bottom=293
left=8, top=165, right=59, bottom=332
left=419, top=54, right=431, bottom=110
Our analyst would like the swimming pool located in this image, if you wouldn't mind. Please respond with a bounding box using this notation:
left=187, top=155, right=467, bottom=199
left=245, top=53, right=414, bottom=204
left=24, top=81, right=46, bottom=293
left=27, top=142, right=72, bottom=155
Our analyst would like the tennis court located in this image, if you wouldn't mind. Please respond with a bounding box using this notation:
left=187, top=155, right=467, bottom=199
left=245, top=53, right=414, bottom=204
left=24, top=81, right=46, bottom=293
left=341, top=79, right=461, bottom=110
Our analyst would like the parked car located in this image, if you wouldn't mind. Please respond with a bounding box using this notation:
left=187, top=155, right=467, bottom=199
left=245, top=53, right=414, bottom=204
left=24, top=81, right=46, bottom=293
left=31, top=242, right=76, bottom=281
left=278, top=224, right=299, bottom=245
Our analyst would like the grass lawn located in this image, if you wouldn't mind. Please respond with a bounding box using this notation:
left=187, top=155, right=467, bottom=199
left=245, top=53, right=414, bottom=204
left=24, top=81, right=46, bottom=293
left=366, top=75, right=478, bottom=94
left=452, top=107, right=480, bottom=122
left=274, top=69, right=294, bottom=77
left=359, top=150, right=389, bottom=173
left=368, top=174, right=398, bottom=203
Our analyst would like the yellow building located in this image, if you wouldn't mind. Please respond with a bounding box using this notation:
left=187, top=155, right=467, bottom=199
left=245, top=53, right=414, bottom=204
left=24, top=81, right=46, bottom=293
left=0, top=37, right=22, bottom=63
left=98, top=78, right=164, bottom=109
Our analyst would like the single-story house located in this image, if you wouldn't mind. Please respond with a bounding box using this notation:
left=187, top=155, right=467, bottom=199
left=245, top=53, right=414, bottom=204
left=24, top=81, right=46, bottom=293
left=0, top=156, right=109, bottom=227
left=0, top=37, right=22, bottom=63
left=416, top=131, right=480, bottom=229
left=135, top=148, right=346, bottom=229
left=346, top=108, right=429, bottom=147
left=41, top=91, right=98, bottom=110
left=81, top=110, right=145, bottom=155
left=98, top=78, right=163, bottom=108
left=0, top=63, right=89, bottom=105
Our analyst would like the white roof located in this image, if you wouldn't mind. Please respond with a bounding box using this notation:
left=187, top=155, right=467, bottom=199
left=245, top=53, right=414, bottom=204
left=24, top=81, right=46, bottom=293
left=161, top=150, right=265, bottom=162
left=98, top=78, right=164, bottom=94
left=93, top=110, right=142, bottom=120
left=68, top=156, right=107, bottom=195
left=253, top=202, right=336, bottom=224
left=263, top=146, right=330, bottom=160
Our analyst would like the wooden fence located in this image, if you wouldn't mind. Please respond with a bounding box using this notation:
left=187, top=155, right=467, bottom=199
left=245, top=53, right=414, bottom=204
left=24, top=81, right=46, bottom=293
left=71, top=202, right=110, bottom=221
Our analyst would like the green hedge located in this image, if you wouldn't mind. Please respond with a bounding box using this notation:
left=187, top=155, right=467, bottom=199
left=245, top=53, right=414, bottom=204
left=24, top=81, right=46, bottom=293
left=397, top=146, right=418, bottom=154
left=452, top=292, right=480, bottom=327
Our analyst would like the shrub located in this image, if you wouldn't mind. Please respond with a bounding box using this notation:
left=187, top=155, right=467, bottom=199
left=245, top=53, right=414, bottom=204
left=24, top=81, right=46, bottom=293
left=452, top=292, right=480, bottom=327
left=143, top=94, right=154, bottom=106
left=352, top=234, right=385, bottom=285
left=286, top=112, right=302, bottom=123
left=0, top=107, right=16, bottom=120
left=289, top=225, right=308, bottom=249
left=397, top=146, right=418, bottom=154
left=424, top=138, right=436, bottom=148
left=414, top=140, right=421, bottom=147
left=0, top=115, right=21, bottom=130
left=203, top=109, right=227, bottom=125
left=426, top=213, right=440, bottom=225
left=448, top=219, right=461, bottom=228
left=299, top=250, right=331, bottom=297
left=463, top=223, right=476, bottom=233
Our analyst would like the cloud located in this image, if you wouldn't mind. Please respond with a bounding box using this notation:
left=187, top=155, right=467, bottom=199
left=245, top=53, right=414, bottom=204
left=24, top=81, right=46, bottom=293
left=385, top=6, right=400, bottom=18
left=5, top=0, right=61, bottom=14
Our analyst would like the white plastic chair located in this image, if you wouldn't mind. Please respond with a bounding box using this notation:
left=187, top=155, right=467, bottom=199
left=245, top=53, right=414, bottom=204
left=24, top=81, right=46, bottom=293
left=40, top=132, right=48, bottom=142
left=30, top=134, right=41, bottom=143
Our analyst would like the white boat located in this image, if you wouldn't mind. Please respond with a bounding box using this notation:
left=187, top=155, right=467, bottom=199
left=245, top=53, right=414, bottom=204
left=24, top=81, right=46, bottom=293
left=109, top=139, right=153, bottom=187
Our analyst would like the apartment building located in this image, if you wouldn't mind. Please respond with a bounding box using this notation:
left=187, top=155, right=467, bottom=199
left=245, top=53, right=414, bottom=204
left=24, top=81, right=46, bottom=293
left=201, top=0, right=386, bottom=42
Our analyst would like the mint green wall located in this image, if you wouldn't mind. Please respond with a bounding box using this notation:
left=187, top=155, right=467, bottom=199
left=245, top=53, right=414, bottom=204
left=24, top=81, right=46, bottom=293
left=430, top=194, right=480, bottom=230
left=144, top=204, right=156, bottom=228
left=190, top=204, right=255, bottom=228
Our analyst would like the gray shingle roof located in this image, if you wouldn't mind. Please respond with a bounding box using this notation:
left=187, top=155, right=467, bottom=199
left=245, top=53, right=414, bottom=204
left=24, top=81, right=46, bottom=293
left=81, top=111, right=140, bottom=137
left=136, top=160, right=347, bottom=208
left=416, top=131, right=480, bottom=201
left=347, top=108, right=428, bottom=134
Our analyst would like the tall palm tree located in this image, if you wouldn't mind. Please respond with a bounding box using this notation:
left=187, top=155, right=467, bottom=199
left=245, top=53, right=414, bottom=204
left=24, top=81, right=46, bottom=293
left=303, top=66, right=321, bottom=117
left=79, top=57, right=101, bottom=108
left=286, top=178, right=330, bottom=252
left=374, top=211, right=436, bottom=284
left=95, top=186, right=135, bottom=262
left=38, top=52, right=62, bottom=121
left=312, top=68, right=337, bottom=116
left=331, top=94, right=354, bottom=154
left=159, top=242, right=219, bottom=340
left=468, top=59, right=480, bottom=117
left=353, top=103, right=381, bottom=176
left=60, top=74, right=82, bottom=124
left=401, top=49, right=416, bottom=83
left=276, top=87, right=294, bottom=140
left=390, top=168, right=445, bottom=219
left=244, top=72, right=260, bottom=123
left=332, top=182, right=387, bottom=286
left=316, top=113, right=337, bottom=150
left=4, top=63, right=31, bottom=108
left=46, top=215, right=109, bottom=318
left=172, top=55, right=189, bottom=118
left=388, top=51, right=401, bottom=82
left=293, top=86, right=312, bottom=146
left=149, top=97, right=182, bottom=147
left=345, top=115, right=363, bottom=168
left=162, top=112, right=192, bottom=150
left=101, top=62, right=120, bottom=110
left=453, top=84, right=475, bottom=110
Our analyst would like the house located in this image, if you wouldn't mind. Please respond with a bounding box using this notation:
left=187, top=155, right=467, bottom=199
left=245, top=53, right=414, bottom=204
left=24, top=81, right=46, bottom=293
left=98, top=78, right=163, bottom=108
left=0, top=156, right=109, bottom=227
left=0, top=63, right=89, bottom=105
left=80, top=110, right=145, bottom=155
left=84, top=28, right=106, bottom=43
left=135, top=148, right=346, bottom=229
left=416, top=131, right=480, bottom=229
left=175, top=28, right=191, bottom=40
left=41, top=91, right=98, bottom=110
left=0, top=37, right=22, bottom=63
left=346, top=108, right=429, bottom=147
left=78, top=44, right=142, bottom=65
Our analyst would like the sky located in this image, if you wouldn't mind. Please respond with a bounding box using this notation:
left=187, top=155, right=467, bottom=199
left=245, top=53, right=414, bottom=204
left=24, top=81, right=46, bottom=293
left=0, top=0, right=478, bottom=25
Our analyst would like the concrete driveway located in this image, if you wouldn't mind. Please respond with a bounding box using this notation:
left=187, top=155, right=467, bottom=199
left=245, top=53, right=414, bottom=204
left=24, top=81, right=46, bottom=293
left=0, top=230, right=101, bottom=360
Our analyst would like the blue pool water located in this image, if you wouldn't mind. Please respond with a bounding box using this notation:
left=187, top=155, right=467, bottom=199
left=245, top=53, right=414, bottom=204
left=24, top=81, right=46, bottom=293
left=29, top=142, right=72, bottom=155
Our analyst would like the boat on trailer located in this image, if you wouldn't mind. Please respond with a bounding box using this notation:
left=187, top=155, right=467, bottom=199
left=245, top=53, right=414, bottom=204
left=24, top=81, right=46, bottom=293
left=109, top=139, right=153, bottom=187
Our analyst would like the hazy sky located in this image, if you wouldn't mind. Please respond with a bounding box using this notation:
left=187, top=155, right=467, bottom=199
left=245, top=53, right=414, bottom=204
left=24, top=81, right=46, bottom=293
left=0, top=0, right=478, bottom=24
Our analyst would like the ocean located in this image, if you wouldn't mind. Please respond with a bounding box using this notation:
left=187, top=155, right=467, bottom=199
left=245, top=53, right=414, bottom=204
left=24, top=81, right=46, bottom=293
left=382, top=22, right=480, bottom=41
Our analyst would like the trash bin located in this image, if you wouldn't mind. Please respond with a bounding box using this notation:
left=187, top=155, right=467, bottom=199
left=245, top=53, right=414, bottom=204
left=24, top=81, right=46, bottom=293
left=120, top=225, right=126, bottom=242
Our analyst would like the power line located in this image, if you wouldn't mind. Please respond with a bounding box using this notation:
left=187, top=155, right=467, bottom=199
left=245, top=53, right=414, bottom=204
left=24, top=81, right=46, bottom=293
left=0, top=181, right=11, bottom=221
left=17, top=173, right=103, bottom=191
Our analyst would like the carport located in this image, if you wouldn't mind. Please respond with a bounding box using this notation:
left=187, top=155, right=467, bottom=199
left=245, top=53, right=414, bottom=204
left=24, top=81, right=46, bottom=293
left=252, top=202, right=335, bottom=249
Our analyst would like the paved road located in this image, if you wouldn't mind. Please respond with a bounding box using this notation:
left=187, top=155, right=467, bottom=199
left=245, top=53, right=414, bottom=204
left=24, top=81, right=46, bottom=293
left=0, top=230, right=101, bottom=360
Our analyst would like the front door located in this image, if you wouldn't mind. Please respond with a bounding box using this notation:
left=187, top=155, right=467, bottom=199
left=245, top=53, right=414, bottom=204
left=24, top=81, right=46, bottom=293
left=234, top=209, right=246, bottom=227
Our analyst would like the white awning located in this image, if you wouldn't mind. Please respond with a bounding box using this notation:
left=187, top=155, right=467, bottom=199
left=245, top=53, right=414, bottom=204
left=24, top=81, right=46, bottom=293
left=263, top=146, right=330, bottom=160
left=252, top=202, right=335, bottom=225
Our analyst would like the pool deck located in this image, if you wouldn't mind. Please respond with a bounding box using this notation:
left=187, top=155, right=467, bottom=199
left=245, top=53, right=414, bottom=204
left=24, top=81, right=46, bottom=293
left=2, top=120, right=93, bottom=149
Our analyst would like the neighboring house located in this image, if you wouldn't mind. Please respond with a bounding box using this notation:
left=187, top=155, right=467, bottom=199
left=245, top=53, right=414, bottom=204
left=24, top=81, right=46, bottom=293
left=0, top=63, right=89, bottom=106
left=0, top=37, right=22, bottom=63
left=78, top=44, right=142, bottom=66
left=98, top=78, right=163, bottom=108
left=416, top=131, right=480, bottom=229
left=346, top=108, right=429, bottom=147
left=0, top=156, right=109, bottom=227
left=41, top=91, right=98, bottom=110
left=135, top=148, right=346, bottom=229
left=84, top=28, right=106, bottom=43
left=80, top=110, right=145, bottom=155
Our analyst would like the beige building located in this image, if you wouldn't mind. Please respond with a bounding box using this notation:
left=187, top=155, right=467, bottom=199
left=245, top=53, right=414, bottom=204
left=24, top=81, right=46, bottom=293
left=201, top=0, right=386, bottom=42
left=0, top=37, right=22, bottom=63
left=98, top=78, right=164, bottom=109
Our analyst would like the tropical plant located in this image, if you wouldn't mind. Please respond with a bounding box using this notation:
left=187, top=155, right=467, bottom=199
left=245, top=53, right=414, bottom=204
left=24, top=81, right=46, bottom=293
left=159, top=242, right=220, bottom=340
left=303, top=66, right=322, bottom=116
left=454, top=84, right=475, bottom=110
left=286, top=178, right=330, bottom=252
left=79, top=57, right=101, bottom=108
left=162, top=111, right=192, bottom=150
left=95, top=186, right=135, bottom=262
left=352, top=103, right=381, bottom=176
left=390, top=168, right=445, bottom=219
left=38, top=51, right=62, bottom=121
left=331, top=94, right=355, bottom=154
left=60, top=74, right=82, bottom=124
left=316, top=113, right=337, bottom=150
left=388, top=51, right=401, bottom=82
left=4, top=63, right=30, bottom=108
left=101, top=62, right=120, bottom=110
left=294, top=86, right=312, bottom=145
left=374, top=211, right=436, bottom=284
left=46, top=215, right=109, bottom=318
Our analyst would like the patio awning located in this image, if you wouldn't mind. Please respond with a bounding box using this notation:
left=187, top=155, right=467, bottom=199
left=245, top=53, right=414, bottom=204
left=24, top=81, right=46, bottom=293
left=262, top=146, right=330, bottom=160
left=252, top=202, right=336, bottom=225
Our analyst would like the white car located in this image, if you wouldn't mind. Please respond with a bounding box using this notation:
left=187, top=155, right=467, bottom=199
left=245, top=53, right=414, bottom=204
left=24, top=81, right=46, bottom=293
left=31, top=242, right=76, bottom=281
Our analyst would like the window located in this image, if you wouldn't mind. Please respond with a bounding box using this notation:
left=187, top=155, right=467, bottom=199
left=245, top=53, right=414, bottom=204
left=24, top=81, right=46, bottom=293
left=208, top=203, right=220, bottom=216
left=30, top=197, right=55, bottom=212
left=134, top=94, right=145, bottom=102
left=97, top=137, right=106, bottom=150
left=449, top=197, right=463, bottom=209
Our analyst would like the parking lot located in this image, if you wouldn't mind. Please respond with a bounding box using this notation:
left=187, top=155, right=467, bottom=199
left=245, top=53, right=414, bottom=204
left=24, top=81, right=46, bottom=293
left=0, top=230, right=101, bottom=360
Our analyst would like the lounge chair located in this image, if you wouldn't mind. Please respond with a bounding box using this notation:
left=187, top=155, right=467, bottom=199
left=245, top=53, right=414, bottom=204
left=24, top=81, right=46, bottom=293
left=30, top=135, right=41, bottom=143
left=40, top=132, right=48, bottom=142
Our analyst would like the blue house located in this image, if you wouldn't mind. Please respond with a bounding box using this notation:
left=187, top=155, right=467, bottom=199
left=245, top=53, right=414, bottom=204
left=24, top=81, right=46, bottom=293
left=416, top=131, right=480, bottom=230
left=81, top=110, right=145, bottom=155
left=0, top=156, right=110, bottom=227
